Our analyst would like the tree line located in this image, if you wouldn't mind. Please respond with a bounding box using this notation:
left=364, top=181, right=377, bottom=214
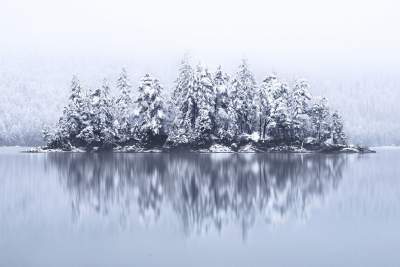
left=44, top=58, right=347, bottom=151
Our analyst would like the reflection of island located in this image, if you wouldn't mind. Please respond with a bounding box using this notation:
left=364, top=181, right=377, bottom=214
left=46, top=153, right=347, bottom=236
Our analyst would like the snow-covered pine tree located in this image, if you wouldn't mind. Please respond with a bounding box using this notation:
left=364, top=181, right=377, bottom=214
left=63, top=76, right=85, bottom=141
left=135, top=74, right=166, bottom=147
left=115, top=68, right=133, bottom=144
left=230, top=59, right=257, bottom=135
left=258, top=75, right=278, bottom=140
left=290, top=79, right=312, bottom=141
left=46, top=75, right=88, bottom=149
left=78, top=79, right=116, bottom=149
left=225, top=99, right=240, bottom=142
left=193, top=64, right=216, bottom=145
left=331, top=111, right=347, bottom=145
left=309, top=97, right=331, bottom=143
left=213, top=66, right=235, bottom=142
left=270, top=82, right=292, bottom=141
left=214, top=66, right=230, bottom=110
left=168, top=58, right=196, bottom=145
left=258, top=74, right=292, bottom=141
left=169, top=61, right=217, bottom=147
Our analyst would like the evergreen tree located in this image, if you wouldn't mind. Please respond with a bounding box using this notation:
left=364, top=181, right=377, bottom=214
left=230, top=60, right=257, bottom=135
left=193, top=64, right=216, bottom=143
left=135, top=74, right=166, bottom=146
left=213, top=66, right=235, bottom=142
left=169, top=61, right=217, bottom=146
left=47, top=76, right=88, bottom=149
left=270, top=82, right=292, bottom=140
left=169, top=58, right=196, bottom=145
left=63, top=76, right=85, bottom=140
left=290, top=79, right=312, bottom=140
left=78, top=79, right=116, bottom=149
left=115, top=68, right=133, bottom=143
left=291, top=79, right=311, bottom=117
left=331, top=111, right=347, bottom=145
left=214, top=66, right=230, bottom=110
left=309, top=97, right=331, bottom=142
left=259, top=75, right=292, bottom=140
left=258, top=75, right=278, bottom=140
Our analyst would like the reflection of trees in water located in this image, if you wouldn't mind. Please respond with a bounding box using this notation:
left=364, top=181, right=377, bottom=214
left=46, top=152, right=347, bottom=236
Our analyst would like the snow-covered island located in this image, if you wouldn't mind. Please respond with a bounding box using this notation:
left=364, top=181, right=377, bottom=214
left=37, top=59, right=374, bottom=154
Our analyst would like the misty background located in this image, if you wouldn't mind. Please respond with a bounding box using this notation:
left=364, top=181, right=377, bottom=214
left=1, top=0, right=399, bottom=146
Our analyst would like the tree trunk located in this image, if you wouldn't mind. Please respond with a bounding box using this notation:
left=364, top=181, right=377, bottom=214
left=262, top=118, right=268, bottom=140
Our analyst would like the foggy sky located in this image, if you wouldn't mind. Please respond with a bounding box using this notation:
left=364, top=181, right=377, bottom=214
left=2, top=0, right=399, bottom=74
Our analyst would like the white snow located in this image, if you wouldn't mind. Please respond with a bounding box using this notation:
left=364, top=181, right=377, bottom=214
left=208, top=144, right=233, bottom=152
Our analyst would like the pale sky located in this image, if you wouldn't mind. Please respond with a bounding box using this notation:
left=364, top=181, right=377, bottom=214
left=1, top=0, right=399, bottom=73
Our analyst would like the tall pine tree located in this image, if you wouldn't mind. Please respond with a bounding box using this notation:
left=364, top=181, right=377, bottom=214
left=48, top=75, right=87, bottom=149
left=270, top=82, right=292, bottom=140
left=230, top=59, right=257, bottom=135
left=309, top=97, right=331, bottom=142
left=259, top=74, right=292, bottom=141
left=290, top=79, right=312, bottom=140
left=78, top=79, right=116, bottom=149
left=115, top=68, right=133, bottom=144
left=193, top=64, right=216, bottom=144
left=168, top=58, right=196, bottom=145
left=331, top=111, right=347, bottom=145
left=257, top=75, right=278, bottom=140
left=135, top=74, right=166, bottom=146
left=213, top=66, right=236, bottom=142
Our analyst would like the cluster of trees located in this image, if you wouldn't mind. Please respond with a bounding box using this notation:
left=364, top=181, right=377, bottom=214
left=45, top=59, right=347, bottom=150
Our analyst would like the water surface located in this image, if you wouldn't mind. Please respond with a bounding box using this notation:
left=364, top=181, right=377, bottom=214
left=0, top=148, right=399, bottom=267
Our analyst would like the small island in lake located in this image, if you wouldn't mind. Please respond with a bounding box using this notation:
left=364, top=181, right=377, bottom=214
left=39, top=59, right=373, bottom=153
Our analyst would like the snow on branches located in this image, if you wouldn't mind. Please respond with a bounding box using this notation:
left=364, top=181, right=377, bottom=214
left=44, top=60, right=348, bottom=151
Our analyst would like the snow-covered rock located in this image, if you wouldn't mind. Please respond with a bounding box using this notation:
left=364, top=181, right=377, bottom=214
left=238, top=143, right=258, bottom=153
left=208, top=144, right=233, bottom=153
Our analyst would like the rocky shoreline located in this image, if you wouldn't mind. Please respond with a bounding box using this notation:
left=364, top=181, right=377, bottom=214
left=26, top=142, right=375, bottom=154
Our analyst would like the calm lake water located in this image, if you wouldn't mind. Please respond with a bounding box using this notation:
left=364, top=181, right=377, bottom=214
left=0, top=147, right=399, bottom=267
